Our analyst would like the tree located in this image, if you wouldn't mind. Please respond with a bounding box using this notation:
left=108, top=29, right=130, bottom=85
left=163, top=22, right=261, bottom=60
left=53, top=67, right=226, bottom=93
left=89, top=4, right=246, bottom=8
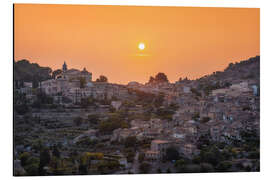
left=32, top=140, right=44, bottom=152
left=52, top=146, right=60, bottom=158
left=156, top=107, right=174, bottom=120
left=78, top=164, right=88, bottom=174
left=87, top=114, right=99, bottom=125
left=197, top=133, right=211, bottom=149
left=138, top=153, right=145, bottom=163
left=52, top=69, right=62, bottom=79
left=192, top=155, right=201, bottom=164
left=73, top=117, right=83, bottom=126
left=33, top=92, right=53, bottom=106
left=38, top=148, right=51, bottom=175
left=191, top=88, right=201, bottom=97
left=228, top=62, right=234, bottom=68
left=192, top=112, right=200, bottom=121
left=26, top=156, right=39, bottom=166
left=124, top=136, right=137, bottom=148
left=81, top=97, right=95, bottom=108
left=175, top=159, right=187, bottom=172
left=165, top=147, right=180, bottom=161
left=201, top=117, right=211, bottom=123
left=21, top=156, right=39, bottom=175
left=148, top=76, right=155, bottom=84
left=39, top=149, right=51, bottom=167
left=200, top=163, right=214, bottom=172
left=216, top=161, right=232, bottom=172
left=127, top=151, right=135, bottom=163
left=200, top=146, right=224, bottom=166
left=98, top=113, right=128, bottom=134
left=96, top=160, right=120, bottom=173
left=96, top=75, right=108, bottom=83
left=14, top=59, right=52, bottom=84
left=15, top=104, right=29, bottom=115
left=79, top=152, right=104, bottom=174
left=76, top=137, right=97, bottom=147
left=32, top=77, right=40, bottom=88
left=154, top=93, right=164, bottom=108
left=183, top=164, right=201, bottom=173
left=79, top=77, right=86, bottom=88
left=49, top=156, right=60, bottom=170
left=155, top=72, right=169, bottom=83
left=19, top=152, right=31, bottom=167
left=139, top=162, right=151, bottom=173
left=25, top=163, right=39, bottom=176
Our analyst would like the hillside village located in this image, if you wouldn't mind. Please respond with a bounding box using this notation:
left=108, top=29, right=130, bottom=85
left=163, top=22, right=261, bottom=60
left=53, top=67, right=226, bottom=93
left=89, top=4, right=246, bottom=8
left=14, top=56, right=260, bottom=175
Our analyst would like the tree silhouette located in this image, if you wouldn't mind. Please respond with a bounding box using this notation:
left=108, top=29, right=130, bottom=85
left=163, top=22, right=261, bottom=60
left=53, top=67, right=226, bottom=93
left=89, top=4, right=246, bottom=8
left=96, top=75, right=108, bottom=82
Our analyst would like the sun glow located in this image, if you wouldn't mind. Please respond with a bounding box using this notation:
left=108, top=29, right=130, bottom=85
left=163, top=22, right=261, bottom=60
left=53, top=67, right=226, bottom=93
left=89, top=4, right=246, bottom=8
left=138, top=43, right=145, bottom=50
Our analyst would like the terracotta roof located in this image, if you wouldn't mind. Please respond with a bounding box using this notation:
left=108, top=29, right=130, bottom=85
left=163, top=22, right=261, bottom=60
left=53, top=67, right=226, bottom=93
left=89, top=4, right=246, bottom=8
left=152, top=140, right=170, bottom=144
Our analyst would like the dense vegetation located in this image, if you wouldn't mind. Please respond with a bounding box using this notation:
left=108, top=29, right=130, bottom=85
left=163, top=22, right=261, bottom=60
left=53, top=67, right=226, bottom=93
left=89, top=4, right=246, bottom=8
left=14, top=59, right=52, bottom=88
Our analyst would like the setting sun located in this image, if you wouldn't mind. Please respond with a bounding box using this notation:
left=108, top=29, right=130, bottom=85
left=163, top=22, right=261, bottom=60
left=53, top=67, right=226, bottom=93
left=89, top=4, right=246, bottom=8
left=138, top=43, right=145, bottom=50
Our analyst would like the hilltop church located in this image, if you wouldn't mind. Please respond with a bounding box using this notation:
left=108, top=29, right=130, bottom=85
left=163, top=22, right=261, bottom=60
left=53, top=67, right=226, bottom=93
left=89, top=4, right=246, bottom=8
left=55, top=62, right=92, bottom=82
left=40, top=62, right=129, bottom=104
left=40, top=62, right=93, bottom=95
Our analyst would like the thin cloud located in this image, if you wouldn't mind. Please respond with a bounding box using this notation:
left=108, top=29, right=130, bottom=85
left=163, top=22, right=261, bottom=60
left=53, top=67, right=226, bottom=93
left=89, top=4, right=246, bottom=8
left=133, top=53, right=152, bottom=57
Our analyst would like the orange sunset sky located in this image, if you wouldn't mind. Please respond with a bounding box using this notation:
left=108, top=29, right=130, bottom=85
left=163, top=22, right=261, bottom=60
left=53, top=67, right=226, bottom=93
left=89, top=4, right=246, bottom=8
left=14, top=4, right=260, bottom=84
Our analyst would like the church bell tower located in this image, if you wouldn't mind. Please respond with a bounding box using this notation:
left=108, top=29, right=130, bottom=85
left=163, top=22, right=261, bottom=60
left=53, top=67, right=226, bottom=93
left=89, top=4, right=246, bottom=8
left=62, top=61, right=67, bottom=72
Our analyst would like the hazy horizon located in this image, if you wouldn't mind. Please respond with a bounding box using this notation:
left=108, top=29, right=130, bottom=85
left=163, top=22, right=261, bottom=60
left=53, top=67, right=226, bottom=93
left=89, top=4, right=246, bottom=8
left=14, top=4, right=260, bottom=84
left=14, top=55, right=259, bottom=84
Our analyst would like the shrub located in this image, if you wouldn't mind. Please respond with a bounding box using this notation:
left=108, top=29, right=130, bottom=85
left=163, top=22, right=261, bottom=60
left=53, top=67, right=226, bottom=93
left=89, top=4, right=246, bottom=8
left=216, top=161, right=232, bottom=172
left=139, top=162, right=151, bottom=174
left=201, top=117, right=211, bottom=123
left=24, top=163, right=39, bottom=176
left=165, top=147, right=180, bottom=161
left=138, top=153, right=145, bottom=163
left=19, top=152, right=31, bottom=167
left=183, top=164, right=201, bottom=173
left=200, top=163, right=214, bottom=172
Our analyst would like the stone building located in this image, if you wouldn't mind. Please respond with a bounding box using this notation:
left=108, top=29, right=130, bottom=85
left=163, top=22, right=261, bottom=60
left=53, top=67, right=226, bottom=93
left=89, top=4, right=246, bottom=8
left=145, top=139, right=171, bottom=161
